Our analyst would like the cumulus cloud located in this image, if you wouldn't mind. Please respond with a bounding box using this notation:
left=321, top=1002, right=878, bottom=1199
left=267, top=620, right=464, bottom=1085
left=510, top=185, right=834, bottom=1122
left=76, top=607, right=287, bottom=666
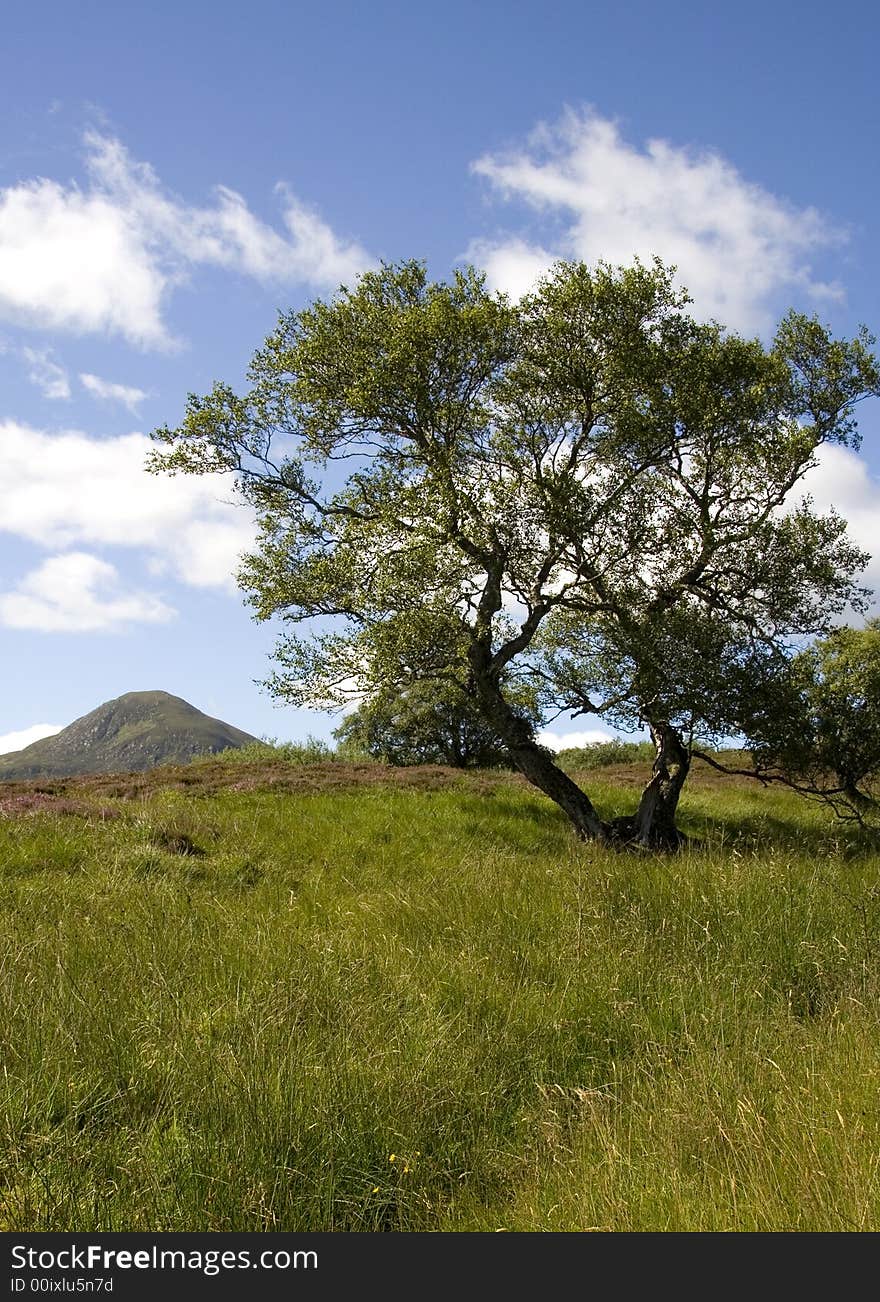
left=469, top=109, right=844, bottom=333
left=0, top=420, right=257, bottom=590
left=467, top=236, right=557, bottom=304
left=0, top=723, right=64, bottom=754
left=80, top=372, right=148, bottom=413
left=22, top=347, right=71, bottom=400
left=0, top=131, right=374, bottom=348
left=800, top=442, right=880, bottom=604
left=537, top=728, right=615, bottom=751
left=0, top=552, right=174, bottom=632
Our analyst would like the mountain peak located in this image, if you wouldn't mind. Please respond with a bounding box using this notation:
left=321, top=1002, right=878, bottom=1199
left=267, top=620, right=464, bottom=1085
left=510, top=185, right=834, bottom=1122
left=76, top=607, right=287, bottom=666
left=0, top=691, right=259, bottom=780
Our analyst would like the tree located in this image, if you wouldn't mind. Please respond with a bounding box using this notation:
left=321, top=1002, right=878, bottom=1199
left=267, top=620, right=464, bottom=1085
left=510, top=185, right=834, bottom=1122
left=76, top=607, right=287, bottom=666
left=740, top=619, right=880, bottom=828
left=149, top=258, right=878, bottom=849
left=333, top=678, right=536, bottom=767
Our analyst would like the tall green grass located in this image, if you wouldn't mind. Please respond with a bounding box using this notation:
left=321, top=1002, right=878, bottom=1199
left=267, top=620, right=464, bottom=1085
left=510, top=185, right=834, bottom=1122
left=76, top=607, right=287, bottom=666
left=1, top=771, right=878, bottom=1230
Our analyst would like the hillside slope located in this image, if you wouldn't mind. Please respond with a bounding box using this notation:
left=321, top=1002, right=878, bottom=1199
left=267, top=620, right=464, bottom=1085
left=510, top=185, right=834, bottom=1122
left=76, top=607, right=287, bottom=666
left=0, top=758, right=876, bottom=1231
left=0, top=690, right=258, bottom=779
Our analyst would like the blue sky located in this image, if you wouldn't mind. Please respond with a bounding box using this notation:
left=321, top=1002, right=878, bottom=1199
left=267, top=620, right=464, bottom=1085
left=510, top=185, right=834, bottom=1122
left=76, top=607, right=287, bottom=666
left=1, top=0, right=878, bottom=753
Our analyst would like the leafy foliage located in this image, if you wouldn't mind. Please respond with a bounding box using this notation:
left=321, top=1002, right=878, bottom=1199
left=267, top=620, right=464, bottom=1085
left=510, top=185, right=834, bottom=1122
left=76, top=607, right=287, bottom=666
left=555, top=740, right=657, bottom=771
left=333, top=679, right=538, bottom=767
left=191, top=735, right=335, bottom=765
left=747, top=619, right=880, bottom=826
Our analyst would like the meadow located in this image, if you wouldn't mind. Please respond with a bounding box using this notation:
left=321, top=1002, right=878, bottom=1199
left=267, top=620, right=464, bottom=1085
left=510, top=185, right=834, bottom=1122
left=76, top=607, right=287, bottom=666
left=1, top=752, right=879, bottom=1231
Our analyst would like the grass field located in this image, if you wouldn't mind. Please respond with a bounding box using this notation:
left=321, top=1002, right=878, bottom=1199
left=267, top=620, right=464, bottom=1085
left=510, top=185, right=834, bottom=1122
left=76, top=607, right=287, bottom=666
left=2, top=755, right=879, bottom=1231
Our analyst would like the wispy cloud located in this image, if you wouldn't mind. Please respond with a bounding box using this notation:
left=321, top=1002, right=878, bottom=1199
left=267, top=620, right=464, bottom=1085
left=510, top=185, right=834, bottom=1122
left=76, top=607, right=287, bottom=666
left=0, top=552, right=174, bottom=633
left=0, top=131, right=374, bottom=349
left=80, top=372, right=148, bottom=413
left=469, top=108, right=845, bottom=333
left=22, top=346, right=71, bottom=400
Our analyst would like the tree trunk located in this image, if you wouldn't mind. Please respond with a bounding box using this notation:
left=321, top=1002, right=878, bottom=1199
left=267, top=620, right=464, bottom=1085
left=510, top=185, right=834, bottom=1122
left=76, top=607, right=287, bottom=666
left=472, top=670, right=609, bottom=842
left=446, top=724, right=466, bottom=768
left=508, top=736, right=610, bottom=841
left=613, top=722, right=690, bottom=849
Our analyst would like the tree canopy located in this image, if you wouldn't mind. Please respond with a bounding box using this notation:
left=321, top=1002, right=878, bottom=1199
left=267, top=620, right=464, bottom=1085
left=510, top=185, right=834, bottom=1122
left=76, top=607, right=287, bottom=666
left=741, top=618, right=880, bottom=828
left=333, top=678, right=536, bottom=768
left=149, top=258, right=879, bottom=848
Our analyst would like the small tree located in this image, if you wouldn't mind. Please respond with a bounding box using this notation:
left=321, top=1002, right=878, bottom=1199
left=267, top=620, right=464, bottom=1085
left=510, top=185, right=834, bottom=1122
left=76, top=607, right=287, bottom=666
left=333, top=679, right=535, bottom=767
left=149, top=259, right=877, bottom=849
left=741, top=619, right=880, bottom=828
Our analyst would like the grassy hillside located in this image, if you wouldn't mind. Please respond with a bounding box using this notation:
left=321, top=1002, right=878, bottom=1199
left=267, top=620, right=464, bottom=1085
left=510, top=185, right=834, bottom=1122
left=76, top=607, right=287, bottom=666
left=1, top=755, right=879, bottom=1231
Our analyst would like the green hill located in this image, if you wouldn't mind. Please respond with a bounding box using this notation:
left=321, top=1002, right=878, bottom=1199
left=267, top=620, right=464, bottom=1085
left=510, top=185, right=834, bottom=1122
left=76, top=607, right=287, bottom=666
left=0, top=755, right=878, bottom=1231
left=0, top=690, right=258, bottom=780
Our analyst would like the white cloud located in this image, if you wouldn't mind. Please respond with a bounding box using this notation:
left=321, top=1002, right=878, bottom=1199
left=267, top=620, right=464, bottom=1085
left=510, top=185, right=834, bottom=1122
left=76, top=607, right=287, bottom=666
left=80, top=372, right=148, bottom=412
left=800, top=442, right=880, bottom=603
left=467, top=236, right=557, bottom=304
left=0, top=176, right=170, bottom=347
left=0, top=420, right=257, bottom=589
left=22, top=347, right=71, bottom=400
left=0, top=131, right=374, bottom=348
left=469, top=108, right=844, bottom=333
left=538, top=728, right=615, bottom=751
left=0, top=723, right=64, bottom=754
left=0, top=552, right=174, bottom=632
